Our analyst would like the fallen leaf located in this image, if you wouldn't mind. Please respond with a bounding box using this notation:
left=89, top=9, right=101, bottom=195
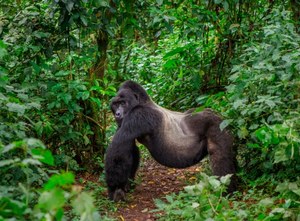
left=189, top=176, right=197, bottom=181
left=141, top=208, right=149, bottom=213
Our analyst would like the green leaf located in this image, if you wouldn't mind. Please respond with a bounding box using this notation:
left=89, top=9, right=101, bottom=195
left=220, top=119, right=232, bottom=131
left=238, top=127, right=249, bottom=139
left=0, top=92, right=8, bottom=101
left=27, top=138, right=46, bottom=148
left=80, top=15, right=88, bottom=26
left=292, top=189, right=300, bottom=196
left=99, top=0, right=109, bottom=7
left=270, top=208, right=285, bottom=215
left=232, top=99, right=245, bottom=109
left=265, top=100, right=276, bottom=108
left=27, top=101, right=41, bottom=109
left=156, top=0, right=163, bottom=5
left=83, top=135, right=90, bottom=145
left=229, top=24, right=240, bottom=30
left=222, top=1, right=229, bottom=11
left=2, top=141, right=25, bottom=153
left=6, top=103, right=26, bottom=115
left=163, top=47, right=184, bottom=59
left=247, top=143, right=260, bottom=149
left=184, top=185, right=196, bottom=195
left=166, top=195, right=173, bottom=203
left=60, top=93, right=72, bottom=105
left=75, top=83, right=87, bottom=91
left=44, top=172, right=75, bottom=190
left=0, top=40, right=8, bottom=58
left=38, top=188, right=65, bottom=211
left=208, top=177, right=221, bottom=189
left=90, top=86, right=102, bottom=91
left=22, top=158, right=42, bottom=165
left=55, top=208, right=64, bottom=221
left=259, top=198, right=274, bottom=207
left=220, top=174, right=232, bottom=185
left=191, top=202, right=199, bottom=208
left=34, top=121, right=43, bottom=137
left=66, top=0, right=74, bottom=12
left=72, top=192, right=95, bottom=214
left=274, top=148, right=288, bottom=163
left=163, top=59, right=177, bottom=69
left=275, top=182, right=289, bottom=193
left=90, top=97, right=102, bottom=108
left=31, top=62, right=41, bottom=74
left=55, top=70, right=70, bottom=77
left=29, top=45, right=41, bottom=52
left=0, top=159, right=21, bottom=167
left=0, top=197, right=26, bottom=216
left=31, top=148, right=55, bottom=166
left=255, top=127, right=269, bottom=143
left=33, top=31, right=50, bottom=38
left=77, top=91, right=90, bottom=100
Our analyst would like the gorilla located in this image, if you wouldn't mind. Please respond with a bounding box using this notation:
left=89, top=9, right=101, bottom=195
left=105, top=80, right=236, bottom=201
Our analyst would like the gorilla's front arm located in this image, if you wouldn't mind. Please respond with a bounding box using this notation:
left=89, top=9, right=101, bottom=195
left=105, top=106, right=154, bottom=201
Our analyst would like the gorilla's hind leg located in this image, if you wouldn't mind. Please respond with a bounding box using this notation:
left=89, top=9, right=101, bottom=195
left=193, top=110, right=237, bottom=192
left=207, top=135, right=237, bottom=193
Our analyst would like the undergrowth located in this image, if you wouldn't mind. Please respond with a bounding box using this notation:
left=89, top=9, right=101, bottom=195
left=154, top=174, right=300, bottom=221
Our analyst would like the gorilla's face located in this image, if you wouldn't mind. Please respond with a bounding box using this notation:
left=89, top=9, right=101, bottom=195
left=110, top=89, right=139, bottom=126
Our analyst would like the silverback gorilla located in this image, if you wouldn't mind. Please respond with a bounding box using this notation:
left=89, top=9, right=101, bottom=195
left=105, top=81, right=237, bottom=201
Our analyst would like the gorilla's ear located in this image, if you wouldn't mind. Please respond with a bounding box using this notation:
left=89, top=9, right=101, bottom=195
left=133, top=93, right=139, bottom=101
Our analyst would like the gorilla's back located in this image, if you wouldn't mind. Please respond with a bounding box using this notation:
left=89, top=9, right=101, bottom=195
left=144, top=105, right=205, bottom=168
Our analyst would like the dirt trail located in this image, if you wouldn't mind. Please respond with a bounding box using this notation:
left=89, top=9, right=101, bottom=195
left=114, top=159, right=201, bottom=221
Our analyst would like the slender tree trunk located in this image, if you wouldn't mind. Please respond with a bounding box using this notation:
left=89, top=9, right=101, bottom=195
left=88, top=31, right=109, bottom=156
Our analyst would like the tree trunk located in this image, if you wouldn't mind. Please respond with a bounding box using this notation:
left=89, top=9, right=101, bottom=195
left=88, top=31, right=109, bottom=157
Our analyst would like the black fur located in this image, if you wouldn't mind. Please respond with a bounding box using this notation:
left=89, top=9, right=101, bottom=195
left=105, top=81, right=237, bottom=201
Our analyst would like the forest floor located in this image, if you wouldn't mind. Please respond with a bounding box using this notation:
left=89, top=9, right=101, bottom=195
left=79, top=158, right=202, bottom=221
left=109, top=159, right=202, bottom=221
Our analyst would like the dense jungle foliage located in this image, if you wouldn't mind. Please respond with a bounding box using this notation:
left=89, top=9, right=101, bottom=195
left=0, top=0, right=299, bottom=220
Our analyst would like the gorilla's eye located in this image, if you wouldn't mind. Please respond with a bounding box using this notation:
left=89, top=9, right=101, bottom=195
left=119, top=101, right=126, bottom=105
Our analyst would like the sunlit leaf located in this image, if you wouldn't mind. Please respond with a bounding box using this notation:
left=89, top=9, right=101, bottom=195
left=22, top=158, right=42, bottom=165
left=72, top=192, right=95, bottom=214
left=44, top=172, right=75, bottom=190
left=38, top=188, right=65, bottom=211
left=163, top=47, right=184, bottom=59
left=0, top=159, right=20, bottom=167
left=274, top=148, right=288, bottom=163
left=220, top=119, right=232, bottom=131
left=259, top=198, right=274, bottom=207
left=32, top=148, right=55, bottom=166
left=6, top=103, right=26, bottom=115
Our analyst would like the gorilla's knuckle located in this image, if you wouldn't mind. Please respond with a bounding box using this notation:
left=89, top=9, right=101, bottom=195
left=113, top=189, right=126, bottom=202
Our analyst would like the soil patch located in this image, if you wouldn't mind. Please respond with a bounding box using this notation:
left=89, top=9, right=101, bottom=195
left=114, top=159, right=201, bottom=221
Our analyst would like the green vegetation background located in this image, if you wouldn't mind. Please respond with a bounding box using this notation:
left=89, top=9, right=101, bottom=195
left=0, top=0, right=299, bottom=220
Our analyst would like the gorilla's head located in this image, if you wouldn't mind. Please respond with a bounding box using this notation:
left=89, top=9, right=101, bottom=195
left=110, top=81, right=150, bottom=127
left=111, top=89, right=137, bottom=126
